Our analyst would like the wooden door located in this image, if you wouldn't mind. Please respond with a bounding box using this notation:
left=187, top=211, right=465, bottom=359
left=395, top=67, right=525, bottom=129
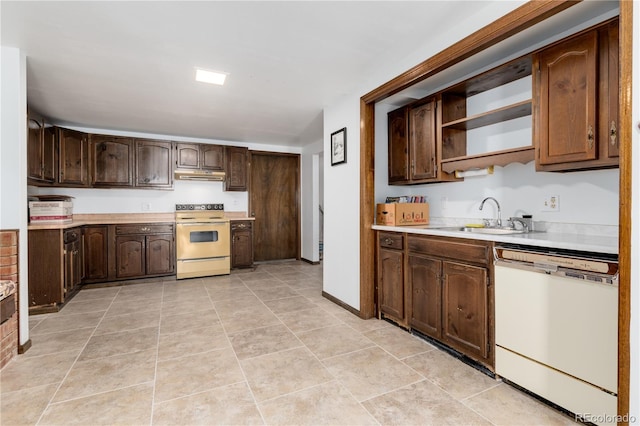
left=27, top=115, right=44, bottom=181
left=115, top=235, right=145, bottom=278
left=231, top=221, right=253, bottom=268
left=387, top=107, right=409, bottom=183
left=146, top=234, right=174, bottom=275
left=602, top=20, right=619, bottom=159
left=536, top=30, right=598, bottom=166
left=28, top=230, right=63, bottom=307
left=42, top=126, right=57, bottom=183
left=408, top=254, right=442, bottom=339
left=201, top=144, right=225, bottom=170
left=442, top=261, right=488, bottom=361
left=225, top=146, right=248, bottom=191
left=135, top=139, right=173, bottom=188
left=83, top=225, right=108, bottom=281
left=64, top=238, right=82, bottom=297
left=410, top=99, right=437, bottom=181
left=250, top=152, right=299, bottom=261
left=378, top=247, right=405, bottom=323
left=58, top=128, right=89, bottom=186
left=175, top=143, right=200, bottom=169
left=91, top=135, right=134, bottom=187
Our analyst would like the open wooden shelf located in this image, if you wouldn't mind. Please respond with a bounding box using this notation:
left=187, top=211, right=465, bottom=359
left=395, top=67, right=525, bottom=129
left=441, top=146, right=534, bottom=174
left=441, top=100, right=532, bottom=130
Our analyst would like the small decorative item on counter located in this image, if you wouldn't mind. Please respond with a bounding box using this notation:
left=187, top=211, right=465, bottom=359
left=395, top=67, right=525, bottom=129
left=376, top=202, right=429, bottom=226
left=28, top=195, right=74, bottom=224
left=385, top=195, right=427, bottom=203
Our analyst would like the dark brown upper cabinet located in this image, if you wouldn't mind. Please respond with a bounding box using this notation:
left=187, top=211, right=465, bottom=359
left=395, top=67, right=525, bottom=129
left=175, top=143, right=200, bottom=169
left=225, top=146, right=248, bottom=191
left=27, top=110, right=56, bottom=184
left=201, top=144, right=225, bottom=170
left=175, top=143, right=225, bottom=171
left=58, top=128, right=89, bottom=187
left=388, top=98, right=457, bottom=185
left=534, top=18, right=619, bottom=172
left=135, top=139, right=173, bottom=189
left=90, top=135, right=135, bottom=187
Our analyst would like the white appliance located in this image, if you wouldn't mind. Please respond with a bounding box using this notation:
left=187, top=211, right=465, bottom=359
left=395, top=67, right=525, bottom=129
left=494, top=245, right=618, bottom=425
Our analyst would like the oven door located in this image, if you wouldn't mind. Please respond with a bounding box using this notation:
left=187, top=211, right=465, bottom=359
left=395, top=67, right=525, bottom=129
left=176, top=221, right=230, bottom=260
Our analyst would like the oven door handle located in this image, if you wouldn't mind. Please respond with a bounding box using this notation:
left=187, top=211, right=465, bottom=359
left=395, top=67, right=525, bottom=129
left=177, top=222, right=228, bottom=226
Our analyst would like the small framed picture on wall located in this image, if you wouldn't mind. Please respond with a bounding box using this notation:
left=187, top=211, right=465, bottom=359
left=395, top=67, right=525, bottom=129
left=331, top=127, right=347, bottom=166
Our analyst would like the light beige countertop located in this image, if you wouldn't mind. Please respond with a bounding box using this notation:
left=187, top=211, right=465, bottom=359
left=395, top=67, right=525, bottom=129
left=372, top=223, right=618, bottom=255
left=28, top=212, right=253, bottom=230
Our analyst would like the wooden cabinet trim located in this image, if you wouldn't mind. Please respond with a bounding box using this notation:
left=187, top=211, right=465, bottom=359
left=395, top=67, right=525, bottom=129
left=407, top=235, right=490, bottom=266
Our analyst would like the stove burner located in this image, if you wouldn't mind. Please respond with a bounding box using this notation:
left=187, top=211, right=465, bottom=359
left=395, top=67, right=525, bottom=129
left=175, top=203, right=224, bottom=211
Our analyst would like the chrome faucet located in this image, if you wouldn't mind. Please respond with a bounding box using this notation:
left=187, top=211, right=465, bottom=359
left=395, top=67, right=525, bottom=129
left=479, top=197, right=501, bottom=227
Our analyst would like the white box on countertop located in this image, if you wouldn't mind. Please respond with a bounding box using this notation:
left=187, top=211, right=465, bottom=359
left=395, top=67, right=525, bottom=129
left=29, top=201, right=73, bottom=223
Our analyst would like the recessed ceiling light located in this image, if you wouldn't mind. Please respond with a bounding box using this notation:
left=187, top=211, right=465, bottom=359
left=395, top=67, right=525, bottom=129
left=195, top=68, right=228, bottom=85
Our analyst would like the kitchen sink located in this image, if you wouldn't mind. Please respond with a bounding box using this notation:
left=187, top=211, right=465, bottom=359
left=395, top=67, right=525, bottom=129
left=434, top=226, right=528, bottom=235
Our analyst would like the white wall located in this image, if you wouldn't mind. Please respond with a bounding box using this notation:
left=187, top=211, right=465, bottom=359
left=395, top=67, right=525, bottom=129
left=1, top=46, right=29, bottom=345
left=322, top=1, right=527, bottom=310
left=323, top=95, right=361, bottom=309
left=301, top=139, right=323, bottom=262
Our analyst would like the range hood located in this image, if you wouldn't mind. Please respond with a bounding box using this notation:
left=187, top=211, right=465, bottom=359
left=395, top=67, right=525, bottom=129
left=174, top=169, right=226, bottom=181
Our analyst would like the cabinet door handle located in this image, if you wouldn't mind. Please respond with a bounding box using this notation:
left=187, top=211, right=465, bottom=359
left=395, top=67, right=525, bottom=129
left=587, top=125, right=594, bottom=149
left=140, top=227, right=150, bottom=232
left=610, top=121, right=617, bottom=146
left=383, top=237, right=393, bottom=245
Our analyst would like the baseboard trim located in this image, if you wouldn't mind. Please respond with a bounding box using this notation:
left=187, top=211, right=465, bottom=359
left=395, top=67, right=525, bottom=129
left=321, top=291, right=362, bottom=318
left=301, top=258, right=321, bottom=265
left=18, top=339, right=31, bottom=354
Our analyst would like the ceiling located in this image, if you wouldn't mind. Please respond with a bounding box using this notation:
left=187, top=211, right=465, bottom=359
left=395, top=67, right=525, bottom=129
left=1, top=1, right=501, bottom=148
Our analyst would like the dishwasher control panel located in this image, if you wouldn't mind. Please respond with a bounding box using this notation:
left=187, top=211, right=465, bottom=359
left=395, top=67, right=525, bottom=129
left=494, top=245, right=618, bottom=285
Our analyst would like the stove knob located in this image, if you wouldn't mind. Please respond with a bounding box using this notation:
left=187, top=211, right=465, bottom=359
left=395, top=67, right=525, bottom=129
left=188, top=205, right=194, bottom=210
left=206, top=204, right=212, bottom=210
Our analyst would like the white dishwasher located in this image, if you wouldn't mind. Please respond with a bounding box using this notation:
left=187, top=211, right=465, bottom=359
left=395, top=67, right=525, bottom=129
left=494, top=245, right=618, bottom=425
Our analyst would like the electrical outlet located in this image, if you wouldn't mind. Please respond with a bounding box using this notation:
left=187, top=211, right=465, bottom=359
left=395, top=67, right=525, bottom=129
left=141, top=202, right=151, bottom=211
left=541, top=195, right=559, bottom=212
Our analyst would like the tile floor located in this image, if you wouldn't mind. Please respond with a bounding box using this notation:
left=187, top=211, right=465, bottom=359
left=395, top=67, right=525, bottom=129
left=0, top=261, right=577, bottom=425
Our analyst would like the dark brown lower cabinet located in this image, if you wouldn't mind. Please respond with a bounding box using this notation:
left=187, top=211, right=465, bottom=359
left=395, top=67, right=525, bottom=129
left=378, top=232, right=493, bottom=368
left=115, top=235, right=146, bottom=279
left=441, top=261, right=488, bottom=361
left=146, top=234, right=175, bottom=275
left=231, top=221, right=253, bottom=269
left=377, top=232, right=407, bottom=327
left=113, top=224, right=174, bottom=280
left=64, top=228, right=83, bottom=298
left=28, top=227, right=83, bottom=311
left=83, top=225, right=108, bottom=281
left=408, top=254, right=441, bottom=339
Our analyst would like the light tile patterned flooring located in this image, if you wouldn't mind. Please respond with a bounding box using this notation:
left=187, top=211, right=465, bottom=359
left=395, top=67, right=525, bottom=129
left=1, top=261, right=577, bottom=425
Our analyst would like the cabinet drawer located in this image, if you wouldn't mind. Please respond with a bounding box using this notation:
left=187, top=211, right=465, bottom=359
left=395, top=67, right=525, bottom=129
left=63, top=228, right=81, bottom=243
left=378, top=232, right=404, bottom=250
left=115, top=223, right=174, bottom=235
left=231, top=221, right=252, bottom=231
left=407, top=235, right=490, bottom=265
